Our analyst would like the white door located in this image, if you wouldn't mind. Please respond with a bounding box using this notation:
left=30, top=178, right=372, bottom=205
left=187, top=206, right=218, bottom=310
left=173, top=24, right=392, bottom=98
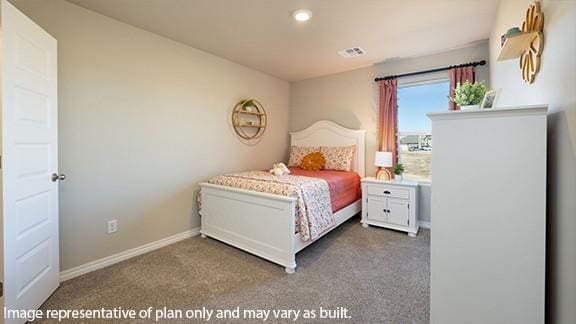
left=1, top=0, right=59, bottom=321
left=387, top=198, right=409, bottom=227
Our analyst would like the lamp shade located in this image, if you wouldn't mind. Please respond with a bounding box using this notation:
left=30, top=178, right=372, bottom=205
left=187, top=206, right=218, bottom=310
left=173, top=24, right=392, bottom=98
left=374, top=151, right=393, bottom=167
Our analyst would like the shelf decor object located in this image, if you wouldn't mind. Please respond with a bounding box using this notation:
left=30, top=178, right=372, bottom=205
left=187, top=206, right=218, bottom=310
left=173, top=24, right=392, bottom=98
left=231, top=99, right=267, bottom=140
left=497, top=0, right=544, bottom=84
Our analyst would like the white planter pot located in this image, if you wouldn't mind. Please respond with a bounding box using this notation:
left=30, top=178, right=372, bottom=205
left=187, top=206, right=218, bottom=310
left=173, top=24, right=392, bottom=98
left=460, top=104, right=480, bottom=111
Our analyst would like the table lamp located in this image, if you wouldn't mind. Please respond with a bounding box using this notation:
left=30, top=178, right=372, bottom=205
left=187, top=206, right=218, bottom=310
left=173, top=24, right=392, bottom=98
left=375, top=151, right=393, bottom=180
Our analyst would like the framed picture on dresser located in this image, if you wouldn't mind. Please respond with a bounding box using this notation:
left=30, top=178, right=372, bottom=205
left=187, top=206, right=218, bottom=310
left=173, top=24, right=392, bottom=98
left=480, top=89, right=500, bottom=109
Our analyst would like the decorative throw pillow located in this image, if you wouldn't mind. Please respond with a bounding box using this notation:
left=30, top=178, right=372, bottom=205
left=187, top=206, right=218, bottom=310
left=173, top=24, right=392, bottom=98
left=300, top=152, right=326, bottom=171
left=320, top=145, right=355, bottom=171
left=288, top=146, right=320, bottom=167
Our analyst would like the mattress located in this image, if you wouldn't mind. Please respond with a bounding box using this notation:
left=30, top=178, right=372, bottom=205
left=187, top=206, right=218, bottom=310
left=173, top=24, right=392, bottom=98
left=288, top=167, right=361, bottom=212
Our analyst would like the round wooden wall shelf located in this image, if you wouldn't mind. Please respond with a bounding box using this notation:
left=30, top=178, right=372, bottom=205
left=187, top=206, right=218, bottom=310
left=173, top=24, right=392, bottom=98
left=231, top=99, right=267, bottom=140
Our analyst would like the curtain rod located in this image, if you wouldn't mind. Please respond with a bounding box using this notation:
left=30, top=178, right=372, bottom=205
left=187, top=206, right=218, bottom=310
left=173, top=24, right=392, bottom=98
left=374, top=60, right=486, bottom=82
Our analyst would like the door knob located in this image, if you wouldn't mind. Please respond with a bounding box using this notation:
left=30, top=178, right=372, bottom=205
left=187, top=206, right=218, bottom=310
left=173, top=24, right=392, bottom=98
left=51, top=173, right=66, bottom=182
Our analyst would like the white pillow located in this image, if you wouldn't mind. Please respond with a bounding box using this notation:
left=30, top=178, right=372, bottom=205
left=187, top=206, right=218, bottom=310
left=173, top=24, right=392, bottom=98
left=320, top=145, right=355, bottom=171
left=288, top=146, right=320, bottom=167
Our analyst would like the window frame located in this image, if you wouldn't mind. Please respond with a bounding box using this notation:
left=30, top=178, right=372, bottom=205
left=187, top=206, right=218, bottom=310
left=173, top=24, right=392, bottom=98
left=397, top=76, right=450, bottom=184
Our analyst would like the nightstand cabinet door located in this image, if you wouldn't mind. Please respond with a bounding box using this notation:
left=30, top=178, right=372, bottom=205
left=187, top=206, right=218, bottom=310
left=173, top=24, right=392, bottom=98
left=387, top=198, right=409, bottom=227
left=367, top=197, right=388, bottom=222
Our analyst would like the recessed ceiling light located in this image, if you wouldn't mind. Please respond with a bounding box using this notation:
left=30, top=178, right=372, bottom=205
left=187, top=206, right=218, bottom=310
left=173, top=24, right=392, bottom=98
left=293, top=9, right=312, bottom=22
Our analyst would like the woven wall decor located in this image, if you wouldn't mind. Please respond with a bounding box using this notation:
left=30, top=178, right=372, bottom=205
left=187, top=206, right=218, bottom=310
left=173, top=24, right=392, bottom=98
left=519, top=1, right=544, bottom=84
left=231, top=99, right=267, bottom=140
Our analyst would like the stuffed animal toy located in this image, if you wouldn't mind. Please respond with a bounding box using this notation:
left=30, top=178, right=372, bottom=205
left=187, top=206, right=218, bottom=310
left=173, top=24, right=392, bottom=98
left=269, top=162, right=290, bottom=176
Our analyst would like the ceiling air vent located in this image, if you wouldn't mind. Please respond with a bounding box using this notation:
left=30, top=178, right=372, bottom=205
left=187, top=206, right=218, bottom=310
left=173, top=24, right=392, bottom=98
left=338, top=47, right=366, bottom=58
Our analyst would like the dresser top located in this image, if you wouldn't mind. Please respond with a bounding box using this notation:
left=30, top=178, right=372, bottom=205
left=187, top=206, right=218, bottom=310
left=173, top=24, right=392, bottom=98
left=427, top=104, right=548, bottom=121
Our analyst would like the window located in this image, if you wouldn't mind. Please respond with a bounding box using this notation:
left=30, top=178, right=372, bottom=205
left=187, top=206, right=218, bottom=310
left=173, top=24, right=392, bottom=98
left=397, top=80, right=449, bottom=182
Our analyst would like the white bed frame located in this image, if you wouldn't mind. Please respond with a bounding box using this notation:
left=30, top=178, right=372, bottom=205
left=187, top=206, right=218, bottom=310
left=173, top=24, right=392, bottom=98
left=199, top=120, right=366, bottom=273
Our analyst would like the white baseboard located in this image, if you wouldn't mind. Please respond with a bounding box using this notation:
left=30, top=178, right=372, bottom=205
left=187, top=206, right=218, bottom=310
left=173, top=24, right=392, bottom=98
left=59, top=227, right=200, bottom=282
left=419, top=221, right=431, bottom=229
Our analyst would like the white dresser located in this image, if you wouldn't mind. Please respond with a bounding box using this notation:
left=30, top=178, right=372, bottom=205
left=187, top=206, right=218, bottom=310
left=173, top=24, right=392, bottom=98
left=428, top=105, right=547, bottom=324
left=361, top=178, right=419, bottom=236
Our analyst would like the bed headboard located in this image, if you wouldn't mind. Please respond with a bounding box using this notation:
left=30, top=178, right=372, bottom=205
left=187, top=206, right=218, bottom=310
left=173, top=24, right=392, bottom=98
left=290, top=120, right=366, bottom=177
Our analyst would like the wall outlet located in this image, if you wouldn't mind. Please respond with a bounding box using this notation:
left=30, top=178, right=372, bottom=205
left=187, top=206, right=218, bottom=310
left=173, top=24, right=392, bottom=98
left=107, top=220, right=118, bottom=234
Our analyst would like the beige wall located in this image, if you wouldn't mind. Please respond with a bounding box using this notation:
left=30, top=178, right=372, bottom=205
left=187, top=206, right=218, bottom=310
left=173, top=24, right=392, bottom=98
left=10, top=0, right=290, bottom=271
left=290, top=42, right=490, bottom=223
left=489, top=1, right=576, bottom=323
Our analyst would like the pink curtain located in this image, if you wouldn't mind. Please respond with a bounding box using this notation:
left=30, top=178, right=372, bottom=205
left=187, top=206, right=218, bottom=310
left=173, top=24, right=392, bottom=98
left=378, top=79, right=398, bottom=172
left=448, top=66, right=476, bottom=110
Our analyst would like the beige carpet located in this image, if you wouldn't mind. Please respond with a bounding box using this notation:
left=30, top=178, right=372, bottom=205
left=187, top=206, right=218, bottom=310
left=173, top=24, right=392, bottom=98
left=39, top=217, right=430, bottom=323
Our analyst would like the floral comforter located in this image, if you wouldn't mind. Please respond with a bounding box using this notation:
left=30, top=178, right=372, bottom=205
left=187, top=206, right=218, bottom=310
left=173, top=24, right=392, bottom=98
left=205, top=171, right=335, bottom=242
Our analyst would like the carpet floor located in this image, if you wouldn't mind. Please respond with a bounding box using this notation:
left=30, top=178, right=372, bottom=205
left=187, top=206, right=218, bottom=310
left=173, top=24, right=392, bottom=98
left=39, top=217, right=430, bottom=323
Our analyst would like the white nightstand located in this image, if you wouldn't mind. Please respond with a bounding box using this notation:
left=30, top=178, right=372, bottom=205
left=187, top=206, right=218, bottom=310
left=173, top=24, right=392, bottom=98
left=361, top=177, right=419, bottom=236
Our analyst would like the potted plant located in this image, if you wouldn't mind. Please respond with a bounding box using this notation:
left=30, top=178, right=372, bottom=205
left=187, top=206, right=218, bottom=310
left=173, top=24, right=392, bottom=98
left=450, top=80, right=488, bottom=110
left=393, top=163, right=405, bottom=181
left=242, top=99, right=257, bottom=112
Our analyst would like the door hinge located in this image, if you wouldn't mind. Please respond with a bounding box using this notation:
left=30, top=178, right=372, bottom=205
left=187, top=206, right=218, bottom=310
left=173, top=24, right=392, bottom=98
left=408, top=203, right=410, bottom=209
left=408, top=219, right=410, bottom=225
left=0, top=281, right=3, bottom=297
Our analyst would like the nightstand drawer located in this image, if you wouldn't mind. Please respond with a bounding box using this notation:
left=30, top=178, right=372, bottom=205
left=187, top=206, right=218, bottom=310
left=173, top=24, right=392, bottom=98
left=366, top=185, right=409, bottom=199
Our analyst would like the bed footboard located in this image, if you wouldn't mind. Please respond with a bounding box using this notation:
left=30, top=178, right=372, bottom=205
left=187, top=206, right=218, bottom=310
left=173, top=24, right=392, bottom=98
left=199, top=183, right=298, bottom=272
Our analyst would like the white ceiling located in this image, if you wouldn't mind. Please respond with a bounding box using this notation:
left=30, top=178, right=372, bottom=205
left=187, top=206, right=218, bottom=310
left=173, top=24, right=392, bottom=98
left=66, top=0, right=500, bottom=81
